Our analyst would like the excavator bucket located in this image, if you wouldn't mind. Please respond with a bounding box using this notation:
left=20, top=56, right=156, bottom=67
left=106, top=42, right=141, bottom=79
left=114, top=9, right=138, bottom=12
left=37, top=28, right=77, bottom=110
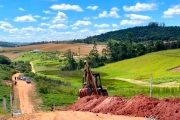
left=79, top=88, right=91, bottom=98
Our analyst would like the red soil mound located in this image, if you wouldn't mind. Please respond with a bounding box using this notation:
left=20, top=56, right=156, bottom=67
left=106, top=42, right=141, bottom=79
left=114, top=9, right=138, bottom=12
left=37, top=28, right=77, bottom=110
left=67, top=94, right=180, bottom=120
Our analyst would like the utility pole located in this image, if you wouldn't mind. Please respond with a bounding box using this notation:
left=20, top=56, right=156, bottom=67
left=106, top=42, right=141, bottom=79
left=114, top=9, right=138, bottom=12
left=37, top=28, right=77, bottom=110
left=3, top=97, right=7, bottom=112
left=10, top=91, right=13, bottom=117
left=78, top=46, right=80, bottom=59
left=150, top=74, right=153, bottom=97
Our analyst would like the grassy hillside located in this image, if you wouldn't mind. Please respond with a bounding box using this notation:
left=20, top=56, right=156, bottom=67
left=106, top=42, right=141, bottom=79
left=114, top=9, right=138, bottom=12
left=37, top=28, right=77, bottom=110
left=94, top=49, right=180, bottom=84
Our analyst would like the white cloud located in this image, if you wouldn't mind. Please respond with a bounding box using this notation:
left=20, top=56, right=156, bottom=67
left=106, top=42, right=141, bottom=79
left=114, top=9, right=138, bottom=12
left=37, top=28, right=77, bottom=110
left=112, top=24, right=119, bottom=28
left=1, top=26, right=116, bottom=42
left=51, top=11, right=67, bottom=23
left=42, top=17, right=50, bottom=20
left=49, top=24, right=68, bottom=29
left=99, top=11, right=109, bottom=18
left=5, top=28, right=19, bottom=33
left=111, top=7, right=119, bottom=12
left=95, top=29, right=112, bottom=35
left=21, top=26, right=44, bottom=32
left=14, top=15, right=36, bottom=22
left=0, top=21, right=13, bottom=30
left=120, top=14, right=151, bottom=25
left=87, top=6, right=98, bottom=10
left=123, top=2, right=158, bottom=12
left=162, top=5, right=180, bottom=18
left=94, top=24, right=110, bottom=28
left=125, top=14, right=151, bottom=20
left=21, top=26, right=35, bottom=31
left=73, top=20, right=92, bottom=27
left=34, top=15, right=41, bottom=18
left=109, top=11, right=120, bottom=18
left=121, top=20, right=143, bottom=25
left=43, top=10, right=54, bottom=14
left=99, top=7, right=120, bottom=18
left=40, top=23, right=50, bottom=26
left=72, top=27, right=78, bottom=30
left=19, top=7, right=25, bottom=11
left=84, top=17, right=90, bottom=20
left=50, top=4, right=83, bottom=11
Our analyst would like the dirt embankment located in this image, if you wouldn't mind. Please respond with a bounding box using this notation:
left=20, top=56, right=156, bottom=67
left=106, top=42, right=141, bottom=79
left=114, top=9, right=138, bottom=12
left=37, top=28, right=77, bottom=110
left=67, top=94, right=180, bottom=120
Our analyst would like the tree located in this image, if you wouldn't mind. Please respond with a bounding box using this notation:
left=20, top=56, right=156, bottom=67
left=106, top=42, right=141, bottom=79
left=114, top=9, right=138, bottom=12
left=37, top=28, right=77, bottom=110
left=0, top=55, right=11, bottom=65
left=148, top=22, right=159, bottom=28
left=155, top=40, right=165, bottom=51
left=135, top=43, right=146, bottom=56
left=127, top=32, right=133, bottom=58
left=64, top=49, right=77, bottom=70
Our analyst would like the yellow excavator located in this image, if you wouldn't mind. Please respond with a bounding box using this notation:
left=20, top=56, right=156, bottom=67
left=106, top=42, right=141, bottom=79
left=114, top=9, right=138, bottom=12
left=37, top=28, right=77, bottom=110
left=79, top=61, right=108, bottom=98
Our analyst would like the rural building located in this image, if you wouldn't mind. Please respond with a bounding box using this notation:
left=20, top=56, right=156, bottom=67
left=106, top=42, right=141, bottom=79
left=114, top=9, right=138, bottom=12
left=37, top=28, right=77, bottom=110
left=32, top=49, right=40, bottom=53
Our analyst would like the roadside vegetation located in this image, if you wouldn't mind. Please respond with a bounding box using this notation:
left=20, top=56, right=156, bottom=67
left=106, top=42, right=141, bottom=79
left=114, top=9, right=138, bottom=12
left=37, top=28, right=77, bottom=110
left=0, top=55, right=15, bottom=114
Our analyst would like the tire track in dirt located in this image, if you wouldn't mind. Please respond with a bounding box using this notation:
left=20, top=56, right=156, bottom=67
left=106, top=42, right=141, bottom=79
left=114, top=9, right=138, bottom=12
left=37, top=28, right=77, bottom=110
left=113, top=77, right=180, bottom=87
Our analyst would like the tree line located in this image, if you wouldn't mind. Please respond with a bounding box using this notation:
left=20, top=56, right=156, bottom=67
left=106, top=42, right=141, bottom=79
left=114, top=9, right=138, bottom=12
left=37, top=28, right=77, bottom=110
left=63, top=37, right=180, bottom=70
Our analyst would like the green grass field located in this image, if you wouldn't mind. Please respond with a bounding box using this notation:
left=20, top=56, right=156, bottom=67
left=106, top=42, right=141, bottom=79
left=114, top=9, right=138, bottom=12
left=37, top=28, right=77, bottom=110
left=94, top=49, right=180, bottom=84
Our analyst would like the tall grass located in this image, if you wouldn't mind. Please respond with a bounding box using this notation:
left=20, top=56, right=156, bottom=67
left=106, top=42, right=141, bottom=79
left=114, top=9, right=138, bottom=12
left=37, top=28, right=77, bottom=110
left=104, top=79, right=180, bottom=98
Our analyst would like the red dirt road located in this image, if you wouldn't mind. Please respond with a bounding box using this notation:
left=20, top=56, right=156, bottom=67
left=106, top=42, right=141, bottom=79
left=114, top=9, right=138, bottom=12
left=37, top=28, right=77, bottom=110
left=12, top=73, right=35, bottom=114
left=10, top=111, right=144, bottom=120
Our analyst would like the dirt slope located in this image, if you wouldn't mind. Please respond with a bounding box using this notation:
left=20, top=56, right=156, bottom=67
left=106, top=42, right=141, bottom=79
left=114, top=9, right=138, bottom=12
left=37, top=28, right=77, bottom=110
left=67, top=94, right=180, bottom=120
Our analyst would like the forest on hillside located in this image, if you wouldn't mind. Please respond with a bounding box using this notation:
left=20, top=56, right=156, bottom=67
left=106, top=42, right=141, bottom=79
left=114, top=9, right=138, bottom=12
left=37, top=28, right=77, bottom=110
left=70, top=22, right=180, bottom=44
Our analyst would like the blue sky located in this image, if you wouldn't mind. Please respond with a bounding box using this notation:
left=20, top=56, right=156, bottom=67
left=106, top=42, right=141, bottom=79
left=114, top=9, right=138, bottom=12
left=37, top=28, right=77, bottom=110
left=0, top=0, right=180, bottom=42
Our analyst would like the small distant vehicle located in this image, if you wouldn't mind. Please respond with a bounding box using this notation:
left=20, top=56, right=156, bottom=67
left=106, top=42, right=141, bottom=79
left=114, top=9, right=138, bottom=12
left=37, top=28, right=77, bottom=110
left=26, top=78, right=31, bottom=83
left=23, top=77, right=28, bottom=81
left=13, top=110, right=21, bottom=115
left=19, top=76, right=27, bottom=80
left=19, top=76, right=23, bottom=80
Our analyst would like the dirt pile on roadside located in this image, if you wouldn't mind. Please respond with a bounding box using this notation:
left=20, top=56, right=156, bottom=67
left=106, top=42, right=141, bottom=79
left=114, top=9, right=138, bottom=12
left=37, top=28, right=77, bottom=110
left=67, top=94, right=180, bottom=120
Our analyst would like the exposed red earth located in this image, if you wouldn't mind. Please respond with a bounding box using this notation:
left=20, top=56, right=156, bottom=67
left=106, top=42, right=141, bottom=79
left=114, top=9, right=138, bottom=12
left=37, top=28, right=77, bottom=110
left=67, top=94, right=180, bottom=120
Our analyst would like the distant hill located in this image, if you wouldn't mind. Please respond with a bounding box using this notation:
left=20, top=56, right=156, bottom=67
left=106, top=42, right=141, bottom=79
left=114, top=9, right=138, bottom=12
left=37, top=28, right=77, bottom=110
left=78, top=22, right=180, bottom=44
left=0, top=41, right=16, bottom=47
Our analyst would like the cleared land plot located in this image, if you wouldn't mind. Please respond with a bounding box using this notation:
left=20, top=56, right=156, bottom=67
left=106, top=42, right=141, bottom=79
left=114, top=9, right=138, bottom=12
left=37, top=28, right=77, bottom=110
left=3, top=43, right=106, bottom=55
left=0, top=52, right=23, bottom=60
